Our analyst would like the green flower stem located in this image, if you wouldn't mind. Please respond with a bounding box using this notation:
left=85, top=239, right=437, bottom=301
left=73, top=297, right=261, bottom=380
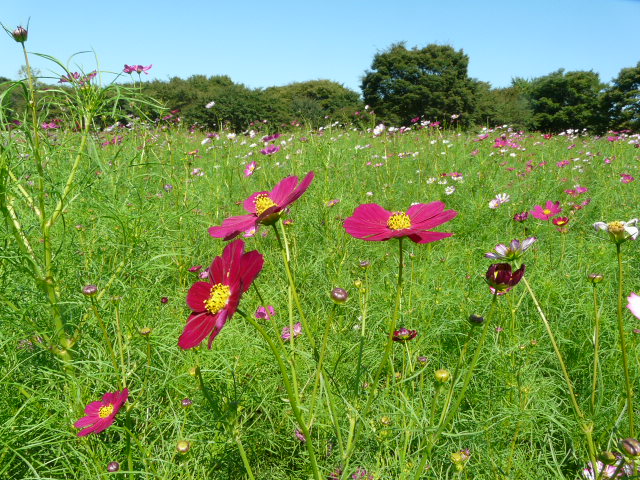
left=616, top=243, right=634, bottom=437
left=243, top=312, right=322, bottom=480
left=235, top=436, right=256, bottom=480
left=591, top=284, right=601, bottom=412
left=344, top=237, right=405, bottom=462
left=114, top=303, right=127, bottom=389
left=522, top=276, right=598, bottom=476
left=89, top=298, right=121, bottom=385
left=272, top=223, right=317, bottom=352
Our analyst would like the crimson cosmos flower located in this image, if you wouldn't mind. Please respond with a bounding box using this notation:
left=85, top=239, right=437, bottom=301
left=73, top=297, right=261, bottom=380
left=179, top=240, right=264, bottom=349
left=393, top=328, right=418, bottom=342
left=485, top=263, right=526, bottom=295
left=74, top=388, right=129, bottom=437
left=343, top=202, right=457, bottom=243
left=208, top=172, right=314, bottom=240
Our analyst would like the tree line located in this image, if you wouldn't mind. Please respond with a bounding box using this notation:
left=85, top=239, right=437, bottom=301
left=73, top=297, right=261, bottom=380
left=1, top=42, right=639, bottom=133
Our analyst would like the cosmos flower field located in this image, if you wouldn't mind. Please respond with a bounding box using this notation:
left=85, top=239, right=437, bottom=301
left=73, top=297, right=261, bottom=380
left=1, top=39, right=640, bottom=477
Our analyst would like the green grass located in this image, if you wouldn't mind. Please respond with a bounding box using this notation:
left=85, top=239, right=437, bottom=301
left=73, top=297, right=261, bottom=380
left=2, top=121, right=640, bottom=479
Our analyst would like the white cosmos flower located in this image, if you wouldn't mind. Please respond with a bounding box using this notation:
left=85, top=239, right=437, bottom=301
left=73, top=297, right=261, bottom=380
left=445, top=186, right=456, bottom=195
left=593, top=219, right=638, bottom=244
left=205, top=101, right=215, bottom=109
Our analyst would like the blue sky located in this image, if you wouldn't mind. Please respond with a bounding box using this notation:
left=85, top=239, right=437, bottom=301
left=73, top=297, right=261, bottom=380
left=2, top=0, right=639, bottom=93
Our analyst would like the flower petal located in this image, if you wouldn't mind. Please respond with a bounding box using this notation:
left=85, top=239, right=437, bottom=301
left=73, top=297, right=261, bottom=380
left=178, top=311, right=217, bottom=350
left=209, top=214, right=257, bottom=240
left=186, top=282, right=213, bottom=311
left=628, top=292, right=640, bottom=320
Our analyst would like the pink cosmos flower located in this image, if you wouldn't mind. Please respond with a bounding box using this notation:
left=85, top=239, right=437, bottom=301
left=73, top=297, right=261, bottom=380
left=485, top=263, right=526, bottom=295
left=621, top=174, right=635, bottom=184
left=74, top=389, right=129, bottom=437
left=244, top=161, right=258, bottom=177
left=552, top=217, right=570, bottom=227
left=179, top=240, right=264, bottom=349
left=208, top=172, right=314, bottom=241
left=123, top=64, right=152, bottom=74
left=260, top=144, right=280, bottom=155
left=255, top=305, right=275, bottom=320
left=343, top=202, right=457, bottom=244
left=530, top=201, right=562, bottom=220
left=282, top=322, right=302, bottom=341
left=628, top=292, right=640, bottom=320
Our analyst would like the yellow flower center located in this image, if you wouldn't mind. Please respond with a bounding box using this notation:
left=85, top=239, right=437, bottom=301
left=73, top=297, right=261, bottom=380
left=254, top=194, right=277, bottom=216
left=542, top=209, right=551, bottom=215
left=608, top=221, right=625, bottom=234
left=204, top=283, right=231, bottom=314
left=99, top=404, right=114, bottom=418
left=387, top=212, right=412, bottom=231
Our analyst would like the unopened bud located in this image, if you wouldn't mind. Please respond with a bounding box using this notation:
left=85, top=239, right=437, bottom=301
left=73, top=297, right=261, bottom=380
left=181, top=397, right=193, bottom=407
left=619, top=438, right=640, bottom=457
left=107, top=461, right=120, bottom=472
left=176, top=440, right=191, bottom=454
left=139, top=327, right=152, bottom=336
left=330, top=287, right=349, bottom=304
left=468, top=314, right=485, bottom=326
left=82, top=284, right=98, bottom=296
left=588, top=273, right=604, bottom=284
left=12, top=26, right=28, bottom=43
left=435, top=369, right=451, bottom=383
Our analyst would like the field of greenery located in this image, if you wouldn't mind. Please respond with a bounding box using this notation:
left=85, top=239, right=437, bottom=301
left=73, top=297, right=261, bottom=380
left=3, top=29, right=640, bottom=480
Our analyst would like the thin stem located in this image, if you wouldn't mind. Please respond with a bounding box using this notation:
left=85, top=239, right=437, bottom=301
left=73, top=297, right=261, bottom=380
left=616, top=243, right=634, bottom=437
left=591, top=285, right=601, bottom=412
left=235, top=436, right=256, bottom=480
left=522, top=276, right=598, bottom=476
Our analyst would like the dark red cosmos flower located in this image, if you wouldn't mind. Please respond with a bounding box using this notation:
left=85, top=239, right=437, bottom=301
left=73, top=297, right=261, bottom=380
left=208, top=172, right=314, bottom=241
left=343, top=202, right=457, bottom=243
left=485, top=263, right=526, bottom=295
left=179, top=240, right=264, bottom=350
left=393, top=328, right=418, bottom=342
left=74, top=388, right=129, bottom=437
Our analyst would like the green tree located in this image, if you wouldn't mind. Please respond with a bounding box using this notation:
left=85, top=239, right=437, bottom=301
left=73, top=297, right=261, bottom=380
left=527, top=69, right=607, bottom=133
left=473, top=79, right=533, bottom=129
left=603, top=62, right=640, bottom=131
left=361, top=43, right=477, bottom=125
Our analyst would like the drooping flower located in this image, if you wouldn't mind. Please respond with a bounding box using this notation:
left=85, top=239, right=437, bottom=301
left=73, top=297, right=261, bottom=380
left=74, top=389, right=129, bottom=437
left=628, top=292, right=640, bottom=320
left=593, top=219, right=639, bottom=244
left=485, top=263, right=526, bottom=295
left=179, top=240, right=264, bottom=349
left=281, top=322, right=302, bottom=341
left=530, top=201, right=562, bottom=220
left=513, top=211, right=529, bottom=222
left=393, top=328, right=418, bottom=342
left=208, top=172, right=314, bottom=240
left=255, top=305, right=275, bottom=320
left=485, top=237, right=536, bottom=263
left=343, top=201, right=457, bottom=244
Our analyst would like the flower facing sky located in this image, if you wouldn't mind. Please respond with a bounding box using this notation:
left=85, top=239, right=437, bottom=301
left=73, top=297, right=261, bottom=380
left=485, top=237, right=536, bottom=263
left=123, top=64, right=152, bottom=74
left=485, top=263, right=526, bottom=295
left=179, top=240, right=264, bottom=349
left=209, top=172, right=314, bottom=241
left=343, top=201, right=457, bottom=244
left=530, top=201, right=562, bottom=220
left=74, top=389, right=129, bottom=437
left=594, top=219, right=639, bottom=244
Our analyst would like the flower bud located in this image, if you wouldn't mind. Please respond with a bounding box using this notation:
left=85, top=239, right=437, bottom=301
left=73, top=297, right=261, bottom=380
left=619, top=437, right=640, bottom=457
left=176, top=440, right=191, bottom=454
left=468, top=314, right=485, bottom=326
left=435, top=369, right=451, bottom=383
left=587, top=273, right=604, bottom=284
left=330, top=287, right=349, bottom=304
left=139, top=327, right=152, bottom=336
left=354, top=279, right=362, bottom=288
left=181, top=397, right=193, bottom=408
left=597, top=451, right=617, bottom=465
left=12, top=26, right=28, bottom=43
left=107, top=461, right=120, bottom=472
left=160, top=296, right=169, bottom=304
left=82, top=284, right=98, bottom=296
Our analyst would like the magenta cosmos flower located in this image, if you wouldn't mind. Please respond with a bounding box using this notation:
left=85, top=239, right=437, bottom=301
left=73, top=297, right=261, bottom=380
left=123, top=64, right=152, bottom=74
left=343, top=202, right=457, bottom=243
left=208, top=172, right=314, bottom=241
left=485, top=263, right=526, bottom=295
left=179, top=240, right=264, bottom=349
left=74, top=388, right=129, bottom=437
left=530, top=201, right=562, bottom=220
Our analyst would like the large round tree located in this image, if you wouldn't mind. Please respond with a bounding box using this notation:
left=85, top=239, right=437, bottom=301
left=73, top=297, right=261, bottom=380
left=361, top=43, right=477, bottom=126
